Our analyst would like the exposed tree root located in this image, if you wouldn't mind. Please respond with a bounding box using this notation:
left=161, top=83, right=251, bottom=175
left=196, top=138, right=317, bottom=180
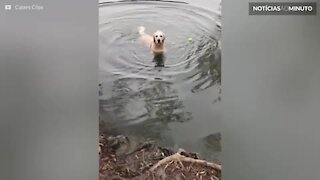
left=99, top=132, right=221, bottom=180
left=151, top=149, right=221, bottom=171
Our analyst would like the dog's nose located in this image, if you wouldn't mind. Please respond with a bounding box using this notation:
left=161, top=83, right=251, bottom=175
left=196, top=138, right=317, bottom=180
left=157, top=39, right=160, bottom=43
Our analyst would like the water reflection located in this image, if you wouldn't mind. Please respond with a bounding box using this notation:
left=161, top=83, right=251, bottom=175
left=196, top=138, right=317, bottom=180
left=100, top=77, right=192, bottom=141
left=99, top=0, right=221, bottom=159
left=188, top=39, right=221, bottom=93
left=153, top=53, right=165, bottom=67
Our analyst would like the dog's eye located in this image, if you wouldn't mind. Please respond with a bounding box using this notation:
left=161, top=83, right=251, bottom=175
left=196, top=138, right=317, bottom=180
left=155, top=35, right=158, bottom=38
left=160, top=35, right=162, bottom=37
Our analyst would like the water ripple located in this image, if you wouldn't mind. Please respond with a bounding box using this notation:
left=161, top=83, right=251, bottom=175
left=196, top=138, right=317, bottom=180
left=99, top=0, right=221, bottom=143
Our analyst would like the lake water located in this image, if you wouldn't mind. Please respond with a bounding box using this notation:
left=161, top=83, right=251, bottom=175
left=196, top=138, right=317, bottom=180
left=99, top=0, right=221, bottom=160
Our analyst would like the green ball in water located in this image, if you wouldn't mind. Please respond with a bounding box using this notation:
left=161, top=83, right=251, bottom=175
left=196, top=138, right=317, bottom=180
left=188, top=37, right=192, bottom=42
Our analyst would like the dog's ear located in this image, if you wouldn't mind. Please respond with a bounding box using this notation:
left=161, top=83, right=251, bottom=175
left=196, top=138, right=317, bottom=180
left=162, top=34, right=165, bottom=43
left=153, top=35, right=156, bottom=43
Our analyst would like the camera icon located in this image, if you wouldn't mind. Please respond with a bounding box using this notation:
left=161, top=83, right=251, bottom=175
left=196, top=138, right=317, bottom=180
left=5, top=5, right=12, bottom=10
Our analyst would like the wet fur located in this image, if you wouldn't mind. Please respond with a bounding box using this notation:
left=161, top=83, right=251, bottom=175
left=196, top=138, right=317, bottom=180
left=138, top=26, right=165, bottom=54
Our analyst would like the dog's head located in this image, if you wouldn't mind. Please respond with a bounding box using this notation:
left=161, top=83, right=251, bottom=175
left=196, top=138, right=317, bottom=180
left=153, top=31, right=165, bottom=45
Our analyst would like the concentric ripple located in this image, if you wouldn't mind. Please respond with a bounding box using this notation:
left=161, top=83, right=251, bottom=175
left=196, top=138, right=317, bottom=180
left=99, top=0, right=221, bottom=151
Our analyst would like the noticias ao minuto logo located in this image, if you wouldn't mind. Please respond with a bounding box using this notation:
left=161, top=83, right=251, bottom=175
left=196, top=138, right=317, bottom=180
left=249, top=2, right=317, bottom=15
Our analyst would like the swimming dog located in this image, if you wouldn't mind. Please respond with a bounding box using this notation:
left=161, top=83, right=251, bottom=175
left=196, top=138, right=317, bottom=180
left=138, top=26, right=165, bottom=54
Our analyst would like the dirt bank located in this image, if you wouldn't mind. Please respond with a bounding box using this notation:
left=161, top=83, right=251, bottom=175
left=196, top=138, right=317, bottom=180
left=99, top=132, right=221, bottom=180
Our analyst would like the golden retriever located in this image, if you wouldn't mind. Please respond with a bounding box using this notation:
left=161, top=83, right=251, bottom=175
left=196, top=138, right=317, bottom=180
left=138, top=26, right=165, bottom=54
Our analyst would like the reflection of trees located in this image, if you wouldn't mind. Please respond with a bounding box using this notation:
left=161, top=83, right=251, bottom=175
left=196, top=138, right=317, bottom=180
left=100, top=77, right=192, bottom=141
left=186, top=38, right=221, bottom=93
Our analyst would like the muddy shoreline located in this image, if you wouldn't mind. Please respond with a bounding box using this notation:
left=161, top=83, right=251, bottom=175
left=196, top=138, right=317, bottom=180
left=99, top=130, right=221, bottom=180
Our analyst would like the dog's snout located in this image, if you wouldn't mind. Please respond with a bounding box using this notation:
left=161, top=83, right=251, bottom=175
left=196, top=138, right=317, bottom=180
left=157, top=39, right=161, bottom=43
